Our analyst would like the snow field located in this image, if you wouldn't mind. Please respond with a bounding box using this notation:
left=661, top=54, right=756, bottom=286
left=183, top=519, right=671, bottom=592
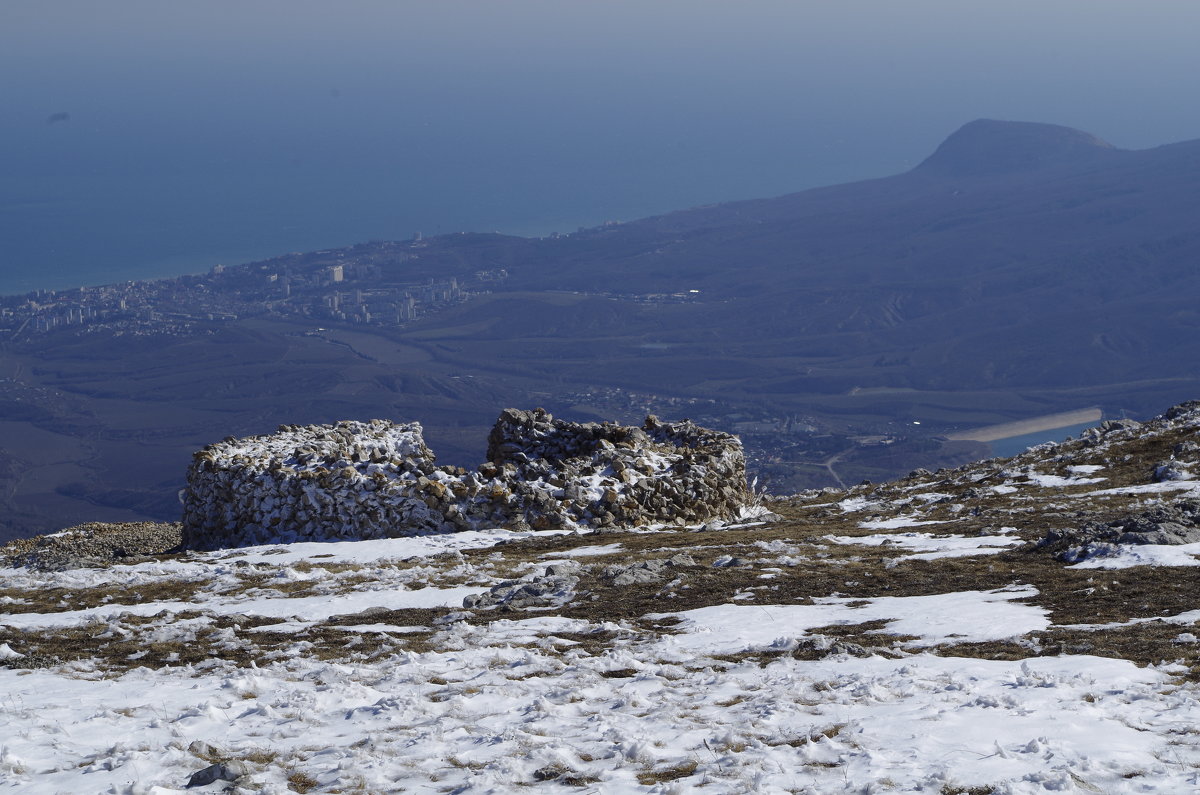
left=5, top=611, right=1200, bottom=794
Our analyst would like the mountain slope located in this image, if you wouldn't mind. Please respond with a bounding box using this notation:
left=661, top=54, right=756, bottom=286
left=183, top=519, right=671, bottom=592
left=5, top=403, right=1200, bottom=791
left=459, top=119, right=1200, bottom=396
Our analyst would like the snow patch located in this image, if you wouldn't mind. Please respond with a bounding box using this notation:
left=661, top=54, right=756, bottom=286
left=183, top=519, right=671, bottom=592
left=655, top=586, right=1048, bottom=654
left=857, top=516, right=948, bottom=530
left=1085, top=481, right=1200, bottom=498
left=542, top=543, right=623, bottom=558
left=1025, top=471, right=1105, bottom=487
left=828, top=530, right=1022, bottom=560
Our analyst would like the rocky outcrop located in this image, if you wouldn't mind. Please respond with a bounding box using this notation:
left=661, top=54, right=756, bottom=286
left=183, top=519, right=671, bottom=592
left=464, top=564, right=582, bottom=611
left=1039, top=500, right=1200, bottom=562
left=180, top=409, right=753, bottom=549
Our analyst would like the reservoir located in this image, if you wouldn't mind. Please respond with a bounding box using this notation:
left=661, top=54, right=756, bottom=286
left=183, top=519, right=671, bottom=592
left=988, top=421, right=1103, bottom=458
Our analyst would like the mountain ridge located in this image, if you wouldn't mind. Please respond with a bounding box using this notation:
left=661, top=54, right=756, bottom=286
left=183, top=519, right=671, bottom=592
left=915, top=118, right=1118, bottom=177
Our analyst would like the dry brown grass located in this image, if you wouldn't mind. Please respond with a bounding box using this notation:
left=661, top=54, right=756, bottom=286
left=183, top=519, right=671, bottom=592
left=944, top=620, right=1200, bottom=678
left=287, top=770, right=320, bottom=793
left=0, top=604, right=458, bottom=672
left=941, top=786, right=996, bottom=795
left=765, top=724, right=846, bottom=748
left=637, top=760, right=697, bottom=785
left=0, top=577, right=211, bottom=615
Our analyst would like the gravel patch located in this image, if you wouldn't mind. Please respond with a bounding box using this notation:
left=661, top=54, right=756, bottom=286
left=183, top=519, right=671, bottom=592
left=1, top=522, right=183, bottom=570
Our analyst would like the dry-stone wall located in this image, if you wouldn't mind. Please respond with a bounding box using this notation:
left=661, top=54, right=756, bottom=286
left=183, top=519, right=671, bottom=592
left=181, top=408, right=752, bottom=549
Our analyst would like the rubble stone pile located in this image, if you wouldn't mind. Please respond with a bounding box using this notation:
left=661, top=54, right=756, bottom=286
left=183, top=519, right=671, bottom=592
left=181, top=409, right=753, bottom=549
left=1, top=522, right=182, bottom=571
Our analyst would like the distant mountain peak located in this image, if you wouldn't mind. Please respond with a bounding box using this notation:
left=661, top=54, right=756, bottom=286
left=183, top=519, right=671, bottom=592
left=916, top=119, right=1115, bottom=178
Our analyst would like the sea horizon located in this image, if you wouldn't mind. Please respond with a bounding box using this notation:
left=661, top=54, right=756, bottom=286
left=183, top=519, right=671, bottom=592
left=6, top=1, right=1200, bottom=297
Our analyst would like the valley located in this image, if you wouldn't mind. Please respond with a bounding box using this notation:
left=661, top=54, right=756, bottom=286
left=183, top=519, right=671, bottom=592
left=3, top=119, right=1200, bottom=539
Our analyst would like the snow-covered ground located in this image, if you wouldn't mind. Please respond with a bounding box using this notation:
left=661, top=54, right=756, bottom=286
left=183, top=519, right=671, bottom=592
left=2, top=521, right=1200, bottom=795
left=6, top=406, right=1200, bottom=793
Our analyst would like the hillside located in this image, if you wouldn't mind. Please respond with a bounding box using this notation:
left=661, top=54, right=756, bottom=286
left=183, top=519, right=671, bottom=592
left=4, top=119, right=1200, bottom=539
left=485, top=120, right=1200, bottom=398
left=4, top=403, right=1200, bottom=791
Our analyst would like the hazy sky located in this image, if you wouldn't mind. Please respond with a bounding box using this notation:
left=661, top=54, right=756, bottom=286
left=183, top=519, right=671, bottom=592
left=3, top=1, right=1199, bottom=290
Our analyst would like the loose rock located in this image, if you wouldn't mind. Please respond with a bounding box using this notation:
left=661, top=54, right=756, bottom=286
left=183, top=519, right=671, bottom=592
left=185, top=760, right=249, bottom=788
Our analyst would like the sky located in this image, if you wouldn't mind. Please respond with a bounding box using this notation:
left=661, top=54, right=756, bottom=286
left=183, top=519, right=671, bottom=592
left=2, top=0, right=1200, bottom=292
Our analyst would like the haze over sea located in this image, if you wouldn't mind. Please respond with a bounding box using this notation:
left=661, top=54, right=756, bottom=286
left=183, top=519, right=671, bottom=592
left=3, top=0, right=1200, bottom=296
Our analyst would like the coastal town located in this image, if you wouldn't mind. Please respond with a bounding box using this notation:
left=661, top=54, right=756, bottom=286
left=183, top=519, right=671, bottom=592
left=0, top=238, right=503, bottom=342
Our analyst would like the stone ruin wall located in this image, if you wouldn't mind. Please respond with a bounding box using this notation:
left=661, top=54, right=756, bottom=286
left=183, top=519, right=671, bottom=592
left=181, top=408, right=754, bottom=549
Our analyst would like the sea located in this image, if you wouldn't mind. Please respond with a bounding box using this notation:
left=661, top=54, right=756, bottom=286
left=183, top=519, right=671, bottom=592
left=2, top=95, right=929, bottom=299
left=0, top=22, right=905, bottom=297
left=6, top=3, right=1196, bottom=297
left=0, top=5, right=972, bottom=297
left=0, top=124, right=908, bottom=298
